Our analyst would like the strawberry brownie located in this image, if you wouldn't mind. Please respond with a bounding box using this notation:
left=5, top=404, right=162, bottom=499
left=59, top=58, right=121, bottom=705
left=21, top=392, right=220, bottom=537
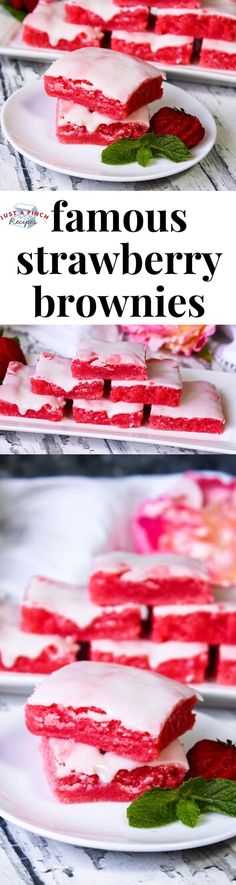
left=31, top=352, right=104, bottom=399
left=90, top=639, right=209, bottom=682
left=41, top=735, right=189, bottom=802
left=71, top=340, right=147, bottom=379
left=0, top=362, right=65, bottom=421
left=23, top=1, right=103, bottom=50
left=89, top=551, right=213, bottom=606
left=43, top=48, right=164, bottom=120
left=25, top=660, right=199, bottom=760
left=72, top=398, right=144, bottom=427
left=111, top=31, right=194, bottom=64
left=56, top=99, right=150, bottom=144
left=21, top=575, right=145, bottom=640
left=200, top=38, right=236, bottom=70
left=116, top=0, right=200, bottom=6
left=149, top=381, right=225, bottom=434
left=64, top=0, right=149, bottom=32
left=152, top=601, right=236, bottom=645
left=0, top=621, right=78, bottom=674
left=109, top=358, right=182, bottom=406
left=152, top=7, right=236, bottom=41
left=215, top=645, right=236, bottom=685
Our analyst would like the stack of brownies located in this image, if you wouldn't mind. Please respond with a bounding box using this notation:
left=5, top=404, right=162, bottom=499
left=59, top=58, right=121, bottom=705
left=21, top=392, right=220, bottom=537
left=0, top=341, right=225, bottom=434
left=21, top=0, right=236, bottom=72
left=24, top=659, right=199, bottom=801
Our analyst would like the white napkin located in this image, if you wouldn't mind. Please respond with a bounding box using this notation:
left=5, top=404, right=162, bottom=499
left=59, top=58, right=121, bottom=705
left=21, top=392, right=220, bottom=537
left=13, top=325, right=120, bottom=358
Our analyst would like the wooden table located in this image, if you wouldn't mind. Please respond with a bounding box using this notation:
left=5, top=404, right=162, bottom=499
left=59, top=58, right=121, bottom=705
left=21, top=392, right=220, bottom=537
left=0, top=57, right=236, bottom=192
left=0, top=691, right=236, bottom=885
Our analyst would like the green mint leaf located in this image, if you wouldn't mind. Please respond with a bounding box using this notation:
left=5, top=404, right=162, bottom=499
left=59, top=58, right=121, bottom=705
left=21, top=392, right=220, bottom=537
left=151, top=135, right=191, bottom=163
left=136, top=147, right=153, bottom=167
left=180, top=778, right=236, bottom=817
left=176, top=799, right=201, bottom=828
left=127, top=786, right=179, bottom=829
left=101, top=138, right=139, bottom=165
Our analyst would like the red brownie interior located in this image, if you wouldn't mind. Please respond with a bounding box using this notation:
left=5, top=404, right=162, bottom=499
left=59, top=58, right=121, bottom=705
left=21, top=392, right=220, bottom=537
left=89, top=552, right=213, bottom=605
left=64, top=2, right=149, bottom=32
left=56, top=99, right=150, bottom=145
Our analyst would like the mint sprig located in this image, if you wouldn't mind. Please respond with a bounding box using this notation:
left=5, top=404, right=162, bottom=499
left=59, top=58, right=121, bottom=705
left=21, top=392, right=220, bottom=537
left=127, top=777, right=236, bottom=830
left=101, top=134, right=191, bottom=167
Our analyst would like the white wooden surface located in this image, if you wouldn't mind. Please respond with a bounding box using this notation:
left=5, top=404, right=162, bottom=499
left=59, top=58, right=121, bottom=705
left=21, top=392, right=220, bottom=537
left=0, top=691, right=236, bottom=885
left=0, top=56, right=236, bottom=191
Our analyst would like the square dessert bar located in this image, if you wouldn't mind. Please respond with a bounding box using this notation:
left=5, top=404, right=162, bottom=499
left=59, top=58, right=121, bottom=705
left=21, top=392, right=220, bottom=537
left=72, top=398, right=144, bottom=427
left=0, top=611, right=78, bottom=674
left=200, top=38, right=236, bottom=70
left=64, top=0, right=149, bottom=32
left=216, top=645, right=236, bottom=685
left=149, top=381, right=225, bottom=434
left=23, top=1, right=103, bottom=50
left=41, top=735, right=189, bottom=803
left=89, top=551, right=213, bottom=605
left=0, top=362, right=65, bottom=421
left=31, top=352, right=104, bottom=399
left=43, top=48, right=164, bottom=120
left=110, top=358, right=182, bottom=405
left=111, top=32, right=194, bottom=64
left=71, top=340, right=147, bottom=379
left=56, top=100, right=150, bottom=144
left=21, top=575, right=145, bottom=640
left=152, top=7, right=236, bottom=41
left=116, top=0, right=200, bottom=5
left=90, top=639, right=209, bottom=683
left=152, top=602, right=236, bottom=645
left=25, top=660, right=199, bottom=760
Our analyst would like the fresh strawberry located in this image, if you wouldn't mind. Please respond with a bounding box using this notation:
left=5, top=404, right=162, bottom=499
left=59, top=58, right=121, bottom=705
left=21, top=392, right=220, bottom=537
left=187, top=739, right=236, bottom=781
left=150, top=107, right=205, bottom=149
left=0, top=336, right=26, bottom=381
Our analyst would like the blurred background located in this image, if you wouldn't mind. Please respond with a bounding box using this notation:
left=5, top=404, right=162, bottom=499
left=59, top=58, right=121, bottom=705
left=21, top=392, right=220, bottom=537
left=0, top=454, right=236, bottom=476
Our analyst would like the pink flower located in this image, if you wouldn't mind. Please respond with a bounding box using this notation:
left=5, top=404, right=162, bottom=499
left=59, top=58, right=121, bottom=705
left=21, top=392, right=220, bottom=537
left=121, top=325, right=215, bottom=356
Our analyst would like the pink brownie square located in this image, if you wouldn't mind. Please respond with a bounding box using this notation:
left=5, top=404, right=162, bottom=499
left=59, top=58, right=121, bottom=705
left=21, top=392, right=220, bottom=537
left=112, top=31, right=194, bottom=64
left=43, top=48, right=164, bottom=120
left=23, top=1, right=103, bottom=50
left=200, top=38, right=236, bottom=70
left=56, top=99, right=150, bottom=144
left=64, top=0, right=149, bottom=32
left=0, top=606, right=78, bottom=674
left=71, top=340, right=147, bottom=379
left=90, top=638, right=209, bottom=683
left=216, top=645, right=236, bottom=685
left=72, top=398, right=144, bottom=427
left=25, top=660, right=199, bottom=760
left=41, top=735, right=189, bottom=802
left=110, top=358, right=182, bottom=405
left=31, top=352, right=104, bottom=399
left=151, top=601, right=236, bottom=645
left=152, top=7, right=236, bottom=41
left=149, top=381, right=225, bottom=434
left=116, top=0, right=200, bottom=5
left=89, top=551, right=213, bottom=606
left=21, top=575, right=145, bottom=640
left=0, top=362, right=65, bottom=421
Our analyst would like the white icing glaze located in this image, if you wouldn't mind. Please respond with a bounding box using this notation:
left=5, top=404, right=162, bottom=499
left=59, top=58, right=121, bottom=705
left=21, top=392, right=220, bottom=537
left=25, top=575, right=141, bottom=627
left=0, top=623, right=76, bottom=668
left=202, top=38, right=236, bottom=52
left=151, top=7, right=236, bottom=18
left=57, top=99, right=150, bottom=131
left=111, top=358, right=182, bottom=389
left=34, top=352, right=101, bottom=391
left=25, top=1, right=102, bottom=45
left=92, top=551, right=210, bottom=581
left=73, top=340, right=146, bottom=368
left=114, top=31, right=193, bottom=48
left=73, top=397, right=142, bottom=415
left=28, top=660, right=200, bottom=734
left=150, top=381, right=224, bottom=421
left=66, top=0, right=145, bottom=21
left=219, top=645, right=236, bottom=661
left=0, top=363, right=63, bottom=415
left=153, top=603, right=223, bottom=615
left=44, top=49, right=163, bottom=102
left=48, top=735, right=188, bottom=781
left=91, top=639, right=208, bottom=665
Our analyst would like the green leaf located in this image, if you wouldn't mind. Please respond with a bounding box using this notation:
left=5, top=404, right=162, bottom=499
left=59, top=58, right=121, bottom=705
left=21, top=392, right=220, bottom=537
left=198, top=344, right=213, bottom=363
left=151, top=135, right=191, bottom=163
left=0, top=1, right=26, bottom=21
left=101, top=138, right=139, bottom=165
left=127, top=786, right=179, bottom=829
left=136, top=147, right=153, bottom=167
left=180, top=778, right=236, bottom=817
left=101, top=133, right=191, bottom=167
left=176, top=798, right=201, bottom=828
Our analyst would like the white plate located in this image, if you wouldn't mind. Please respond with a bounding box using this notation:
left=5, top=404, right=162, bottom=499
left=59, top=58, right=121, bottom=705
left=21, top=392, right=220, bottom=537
left=1, top=79, right=216, bottom=182
left=1, top=28, right=236, bottom=87
left=1, top=708, right=236, bottom=851
left=0, top=369, right=235, bottom=454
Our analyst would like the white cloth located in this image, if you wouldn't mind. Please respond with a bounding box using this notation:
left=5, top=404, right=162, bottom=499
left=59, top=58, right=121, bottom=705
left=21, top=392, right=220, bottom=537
left=13, top=325, right=120, bottom=358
